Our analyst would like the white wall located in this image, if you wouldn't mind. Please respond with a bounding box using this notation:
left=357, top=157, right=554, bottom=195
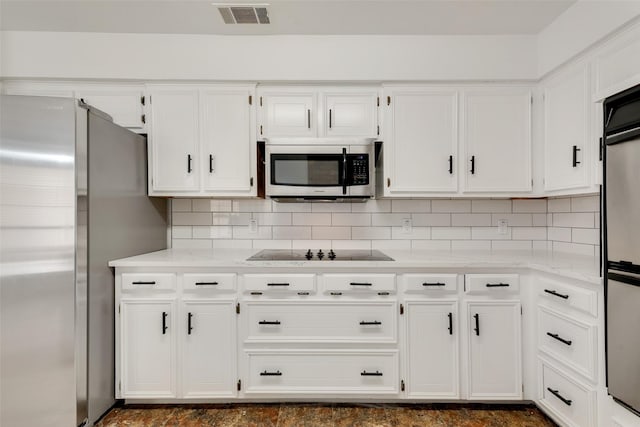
left=0, top=31, right=538, bottom=81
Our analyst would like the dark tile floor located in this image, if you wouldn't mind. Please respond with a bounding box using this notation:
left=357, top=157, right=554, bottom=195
left=95, top=403, right=557, bottom=427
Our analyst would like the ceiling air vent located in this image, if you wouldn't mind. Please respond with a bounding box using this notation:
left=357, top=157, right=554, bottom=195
left=217, top=6, right=270, bottom=24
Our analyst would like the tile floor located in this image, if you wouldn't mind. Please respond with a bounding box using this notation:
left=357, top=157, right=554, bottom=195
left=95, top=403, right=557, bottom=427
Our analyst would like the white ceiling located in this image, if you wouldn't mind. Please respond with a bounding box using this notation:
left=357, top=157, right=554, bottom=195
left=0, top=0, right=577, bottom=36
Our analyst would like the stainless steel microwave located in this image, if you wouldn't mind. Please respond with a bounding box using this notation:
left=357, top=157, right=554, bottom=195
left=265, top=138, right=375, bottom=202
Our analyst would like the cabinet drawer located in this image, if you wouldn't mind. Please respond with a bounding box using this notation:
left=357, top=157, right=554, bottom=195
left=538, top=277, right=598, bottom=317
left=121, top=273, right=176, bottom=290
left=242, top=274, right=315, bottom=293
left=538, top=306, right=597, bottom=382
left=183, top=273, right=236, bottom=291
left=465, top=274, right=519, bottom=294
left=538, top=359, right=597, bottom=427
left=243, top=302, right=396, bottom=344
left=321, top=274, right=396, bottom=293
left=403, top=274, right=458, bottom=293
left=245, top=351, right=399, bottom=395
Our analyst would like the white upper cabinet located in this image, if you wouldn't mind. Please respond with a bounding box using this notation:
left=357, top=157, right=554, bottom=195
left=542, top=63, right=591, bottom=192
left=382, top=87, right=458, bottom=196
left=258, top=86, right=379, bottom=139
left=76, top=85, right=146, bottom=131
left=461, top=88, right=532, bottom=193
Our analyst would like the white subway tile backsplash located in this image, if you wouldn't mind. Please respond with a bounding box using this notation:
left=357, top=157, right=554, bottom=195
left=171, top=226, right=192, bottom=239
left=312, top=226, right=351, bottom=240
left=172, top=239, right=213, bottom=249
left=571, top=195, right=599, bottom=212
left=411, top=240, right=452, bottom=251
left=372, top=240, right=410, bottom=250
left=252, top=240, right=292, bottom=249
left=491, top=214, right=533, bottom=227
left=552, top=212, right=595, bottom=228
left=548, top=227, right=572, bottom=242
left=412, top=213, right=451, bottom=227
left=471, top=199, right=512, bottom=213
left=432, top=227, right=471, bottom=240
left=352, top=226, right=391, bottom=240
left=532, top=214, right=548, bottom=227
left=548, top=198, right=571, bottom=212
left=452, top=214, right=492, bottom=226
left=392, top=199, right=431, bottom=213
left=533, top=241, right=552, bottom=251
left=312, top=203, right=352, bottom=213
left=331, top=240, right=372, bottom=250
left=352, top=200, right=391, bottom=213
left=432, top=200, right=471, bottom=213
left=553, top=241, right=596, bottom=257
left=293, top=213, right=332, bottom=226
left=292, top=240, right=331, bottom=249
left=211, top=239, right=252, bottom=249
left=472, top=227, right=512, bottom=240
left=193, top=226, right=232, bottom=239
left=173, top=212, right=212, bottom=226
left=391, top=226, right=430, bottom=240
left=233, top=199, right=272, bottom=212
left=273, top=226, right=311, bottom=240
left=572, top=228, right=600, bottom=245
left=252, top=212, right=292, bottom=226
left=192, top=199, right=232, bottom=212
left=492, top=240, right=533, bottom=251
left=372, top=213, right=408, bottom=227
left=512, top=199, right=547, bottom=213
left=272, top=202, right=312, bottom=213
left=232, top=225, right=272, bottom=240
left=172, top=199, right=193, bottom=212
left=332, top=213, right=371, bottom=226
left=511, top=227, right=547, bottom=241
left=452, top=240, right=491, bottom=251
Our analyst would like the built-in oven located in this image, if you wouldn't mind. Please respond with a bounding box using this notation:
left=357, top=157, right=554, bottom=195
left=265, top=139, right=375, bottom=201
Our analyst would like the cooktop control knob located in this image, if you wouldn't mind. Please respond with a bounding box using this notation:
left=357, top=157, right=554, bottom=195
left=305, top=249, right=313, bottom=260
left=317, top=249, right=324, bottom=260
left=328, top=249, right=336, bottom=260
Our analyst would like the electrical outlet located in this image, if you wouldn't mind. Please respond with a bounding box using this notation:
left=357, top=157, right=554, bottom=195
left=249, top=219, right=258, bottom=234
left=497, top=219, right=508, bottom=235
left=402, top=218, right=412, bottom=234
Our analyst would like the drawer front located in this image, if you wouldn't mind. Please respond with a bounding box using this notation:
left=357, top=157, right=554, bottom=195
left=244, top=302, right=397, bottom=343
left=321, top=274, right=396, bottom=293
left=242, top=274, right=315, bottom=293
left=465, top=274, right=519, bottom=294
left=183, top=273, right=236, bottom=291
left=538, top=277, right=598, bottom=317
left=403, top=274, right=458, bottom=293
left=245, top=351, right=399, bottom=395
left=538, top=359, right=597, bottom=427
left=538, top=306, right=597, bottom=381
left=121, top=273, right=176, bottom=290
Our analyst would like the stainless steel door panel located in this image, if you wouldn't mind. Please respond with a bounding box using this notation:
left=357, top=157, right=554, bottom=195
left=0, top=95, right=78, bottom=427
left=606, top=137, right=640, bottom=265
left=607, top=275, right=640, bottom=413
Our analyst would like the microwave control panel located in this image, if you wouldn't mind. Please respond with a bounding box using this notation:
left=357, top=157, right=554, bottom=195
left=348, top=154, right=369, bottom=185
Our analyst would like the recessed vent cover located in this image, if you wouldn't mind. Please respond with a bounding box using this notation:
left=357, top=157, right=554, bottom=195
left=218, top=6, right=270, bottom=24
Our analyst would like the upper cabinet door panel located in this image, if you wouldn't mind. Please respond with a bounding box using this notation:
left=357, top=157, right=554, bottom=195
left=76, top=86, right=146, bottom=130
left=462, top=89, right=532, bottom=193
left=324, top=92, right=378, bottom=137
left=261, top=93, right=316, bottom=138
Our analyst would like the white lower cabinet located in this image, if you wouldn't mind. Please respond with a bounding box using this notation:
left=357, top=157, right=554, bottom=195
left=405, top=301, right=459, bottom=398
left=466, top=301, right=522, bottom=400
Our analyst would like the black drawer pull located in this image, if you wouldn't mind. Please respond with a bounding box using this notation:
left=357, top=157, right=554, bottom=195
left=297, top=292, right=310, bottom=296
left=423, top=282, right=446, bottom=287
left=359, top=321, right=382, bottom=326
left=361, top=371, right=383, bottom=376
left=330, top=292, right=342, bottom=296
left=187, top=312, right=193, bottom=335
left=258, top=320, right=281, bottom=325
left=378, top=292, right=390, bottom=296
left=250, top=291, right=263, bottom=295
left=547, top=387, right=572, bottom=406
left=162, top=311, right=168, bottom=335
left=544, top=289, right=569, bottom=299
left=187, top=154, right=193, bottom=173
left=448, top=312, right=453, bottom=335
left=267, top=283, right=290, bottom=287
left=350, top=282, right=372, bottom=286
left=486, top=283, right=510, bottom=288
left=547, top=332, right=572, bottom=346
left=473, top=313, right=480, bottom=336
left=132, top=281, right=156, bottom=285
left=572, top=145, right=581, bottom=167
left=260, top=370, right=282, bottom=376
left=195, top=281, right=218, bottom=286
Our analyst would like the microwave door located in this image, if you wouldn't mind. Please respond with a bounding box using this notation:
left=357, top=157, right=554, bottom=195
left=268, top=152, right=345, bottom=197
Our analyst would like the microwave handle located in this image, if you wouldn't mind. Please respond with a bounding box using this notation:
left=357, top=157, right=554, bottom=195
left=342, top=148, right=347, bottom=195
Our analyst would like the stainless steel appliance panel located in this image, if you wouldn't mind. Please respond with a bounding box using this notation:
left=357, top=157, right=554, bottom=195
left=606, top=137, right=640, bottom=266
left=607, top=273, right=640, bottom=414
left=0, top=95, right=80, bottom=427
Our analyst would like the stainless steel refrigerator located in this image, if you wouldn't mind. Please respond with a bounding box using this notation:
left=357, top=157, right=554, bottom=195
left=604, top=83, right=640, bottom=417
left=0, top=95, right=167, bottom=426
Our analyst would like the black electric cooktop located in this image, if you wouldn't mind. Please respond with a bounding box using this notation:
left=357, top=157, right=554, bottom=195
left=246, top=249, right=394, bottom=261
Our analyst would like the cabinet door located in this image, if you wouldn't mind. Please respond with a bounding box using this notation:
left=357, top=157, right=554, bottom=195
left=384, top=89, right=458, bottom=195
left=148, top=89, right=199, bottom=193
left=462, top=89, right=532, bottom=193
left=201, top=88, right=256, bottom=196
left=543, top=65, right=591, bottom=191
left=324, top=92, right=378, bottom=137
left=76, top=86, right=146, bottom=130
left=182, top=300, right=237, bottom=398
left=260, top=92, right=316, bottom=138
left=467, top=301, right=522, bottom=400
left=405, top=301, right=459, bottom=398
left=121, top=299, right=176, bottom=398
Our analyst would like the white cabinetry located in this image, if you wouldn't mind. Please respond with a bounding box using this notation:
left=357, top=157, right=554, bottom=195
left=323, top=91, right=379, bottom=137
left=147, top=84, right=257, bottom=197
left=260, top=91, right=316, bottom=137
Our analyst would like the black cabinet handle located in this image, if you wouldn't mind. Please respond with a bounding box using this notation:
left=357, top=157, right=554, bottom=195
left=547, top=332, right=572, bottom=346
left=258, top=320, right=281, bottom=325
left=187, top=154, right=193, bottom=173
left=260, top=370, right=282, bottom=376
left=187, top=312, right=193, bottom=335
left=329, top=109, right=332, bottom=128
left=267, top=283, right=290, bottom=287
left=448, top=312, right=453, bottom=335
left=470, top=156, right=475, bottom=174
left=486, top=283, right=510, bottom=288
left=162, top=311, right=168, bottom=335
left=307, top=109, right=311, bottom=129
left=195, top=281, right=218, bottom=286
left=572, top=145, right=581, bottom=167
left=423, top=282, right=446, bottom=287
left=448, top=155, right=453, bottom=174
left=473, top=313, right=480, bottom=336
left=361, top=371, right=383, bottom=376
left=350, top=282, right=372, bottom=287
left=330, top=292, right=342, bottom=296
left=359, top=321, right=382, bottom=326
left=547, top=387, right=572, bottom=406
left=209, top=154, right=214, bottom=173
left=544, top=289, right=569, bottom=299
left=297, top=292, right=310, bottom=296
left=132, top=281, right=155, bottom=285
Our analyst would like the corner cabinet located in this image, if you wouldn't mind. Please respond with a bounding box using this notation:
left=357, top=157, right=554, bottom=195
left=147, top=84, right=257, bottom=197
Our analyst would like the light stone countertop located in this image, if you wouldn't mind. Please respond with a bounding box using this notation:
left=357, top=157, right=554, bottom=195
left=109, top=248, right=601, bottom=285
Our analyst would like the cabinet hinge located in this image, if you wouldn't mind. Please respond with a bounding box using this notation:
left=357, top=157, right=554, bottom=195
left=141, top=114, right=146, bottom=124
left=531, top=179, right=533, bottom=187
left=387, top=178, right=391, bottom=188
left=521, top=306, right=523, bottom=315
left=249, top=95, right=252, bottom=105
left=118, top=304, right=121, bottom=314
left=387, top=96, right=391, bottom=106
left=401, top=380, right=405, bottom=392
left=140, top=95, right=145, bottom=106
left=531, top=95, right=533, bottom=105
left=377, top=96, right=380, bottom=107
left=236, top=303, right=240, bottom=314
left=259, top=96, right=263, bottom=107
left=237, top=379, right=242, bottom=391
left=250, top=177, right=254, bottom=187
left=377, top=125, right=380, bottom=136
left=260, top=125, right=263, bottom=135
left=400, top=304, right=404, bottom=315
